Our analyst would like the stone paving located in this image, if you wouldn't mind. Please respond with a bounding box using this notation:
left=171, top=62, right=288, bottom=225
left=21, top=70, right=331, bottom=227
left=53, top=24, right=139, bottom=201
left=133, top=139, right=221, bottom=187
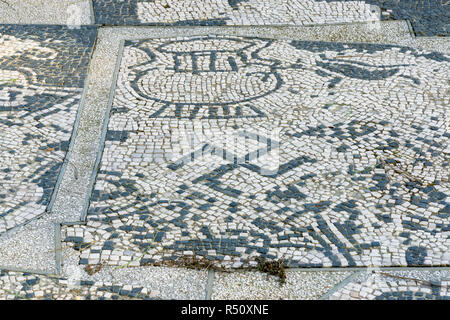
left=0, top=0, right=449, bottom=301
left=0, top=0, right=93, bottom=25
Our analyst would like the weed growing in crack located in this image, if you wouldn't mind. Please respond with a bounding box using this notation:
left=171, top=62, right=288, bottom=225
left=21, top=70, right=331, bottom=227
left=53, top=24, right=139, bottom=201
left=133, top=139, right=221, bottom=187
left=256, top=258, right=287, bottom=285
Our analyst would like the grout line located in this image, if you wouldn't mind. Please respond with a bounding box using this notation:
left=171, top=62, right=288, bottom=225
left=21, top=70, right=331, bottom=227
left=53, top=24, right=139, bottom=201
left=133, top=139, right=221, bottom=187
left=286, top=266, right=450, bottom=272
left=0, top=212, right=47, bottom=238
left=0, top=266, right=55, bottom=277
left=205, top=269, right=215, bottom=300
left=98, top=20, right=407, bottom=31
left=60, top=221, right=87, bottom=226
left=95, top=22, right=424, bottom=50
left=100, top=19, right=395, bottom=30
left=318, top=270, right=362, bottom=300
left=54, top=223, right=62, bottom=275
left=88, top=0, right=95, bottom=25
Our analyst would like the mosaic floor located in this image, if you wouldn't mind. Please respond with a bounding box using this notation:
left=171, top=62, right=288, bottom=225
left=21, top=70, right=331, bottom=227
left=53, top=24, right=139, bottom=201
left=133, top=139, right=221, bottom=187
left=93, top=0, right=380, bottom=26
left=92, top=0, right=450, bottom=36
left=0, top=25, right=96, bottom=234
left=0, top=269, right=159, bottom=300
left=61, top=35, right=450, bottom=269
left=0, top=0, right=449, bottom=301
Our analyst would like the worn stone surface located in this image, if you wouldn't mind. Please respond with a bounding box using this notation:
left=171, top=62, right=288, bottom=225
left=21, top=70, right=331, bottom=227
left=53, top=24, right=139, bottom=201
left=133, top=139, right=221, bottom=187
left=212, top=270, right=352, bottom=299
left=0, top=0, right=92, bottom=25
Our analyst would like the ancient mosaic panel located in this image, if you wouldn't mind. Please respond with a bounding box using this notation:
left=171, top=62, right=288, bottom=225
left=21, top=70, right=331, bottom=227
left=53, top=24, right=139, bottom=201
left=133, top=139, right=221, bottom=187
left=64, top=36, right=449, bottom=269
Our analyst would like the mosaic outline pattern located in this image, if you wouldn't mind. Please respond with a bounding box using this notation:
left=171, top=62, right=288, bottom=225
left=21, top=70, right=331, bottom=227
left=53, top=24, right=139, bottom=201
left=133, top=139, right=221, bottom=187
left=64, top=35, right=450, bottom=269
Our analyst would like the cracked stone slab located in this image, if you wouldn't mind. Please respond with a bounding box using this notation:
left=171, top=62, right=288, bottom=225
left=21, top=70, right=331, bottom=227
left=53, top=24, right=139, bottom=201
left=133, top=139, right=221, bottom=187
left=0, top=0, right=93, bottom=25
left=61, top=31, right=449, bottom=269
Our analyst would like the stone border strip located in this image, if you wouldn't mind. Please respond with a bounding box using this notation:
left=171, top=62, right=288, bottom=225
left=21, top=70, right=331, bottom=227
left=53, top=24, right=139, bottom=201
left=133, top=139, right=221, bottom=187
left=80, top=39, right=125, bottom=221
left=318, top=271, right=362, bottom=300
left=0, top=0, right=94, bottom=25
left=205, top=269, right=215, bottom=300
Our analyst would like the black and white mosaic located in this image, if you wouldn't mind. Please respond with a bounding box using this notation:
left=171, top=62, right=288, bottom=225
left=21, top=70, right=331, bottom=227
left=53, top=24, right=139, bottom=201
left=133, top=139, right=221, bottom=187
left=63, top=36, right=449, bottom=269
left=0, top=269, right=159, bottom=300
left=332, top=0, right=449, bottom=36
left=93, top=0, right=380, bottom=26
left=92, top=0, right=449, bottom=36
left=0, top=25, right=97, bottom=234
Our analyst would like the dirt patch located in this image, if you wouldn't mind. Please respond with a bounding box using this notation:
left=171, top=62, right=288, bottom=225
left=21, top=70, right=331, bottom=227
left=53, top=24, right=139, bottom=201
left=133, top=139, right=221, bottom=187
left=256, top=258, right=287, bottom=285
left=84, top=264, right=102, bottom=276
